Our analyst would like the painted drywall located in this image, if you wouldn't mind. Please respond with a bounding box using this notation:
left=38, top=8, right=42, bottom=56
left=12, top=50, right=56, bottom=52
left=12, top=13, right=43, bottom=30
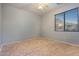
left=2, top=4, right=41, bottom=44
left=0, top=4, right=2, bottom=44
left=41, top=3, right=79, bottom=44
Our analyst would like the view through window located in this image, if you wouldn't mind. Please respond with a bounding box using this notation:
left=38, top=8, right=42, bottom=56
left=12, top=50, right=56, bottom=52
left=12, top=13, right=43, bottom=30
left=55, top=8, right=79, bottom=32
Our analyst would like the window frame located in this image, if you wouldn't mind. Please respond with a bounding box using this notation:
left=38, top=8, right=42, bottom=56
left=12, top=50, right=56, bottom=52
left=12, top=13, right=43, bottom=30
left=55, top=12, right=65, bottom=32
left=55, top=7, right=79, bottom=32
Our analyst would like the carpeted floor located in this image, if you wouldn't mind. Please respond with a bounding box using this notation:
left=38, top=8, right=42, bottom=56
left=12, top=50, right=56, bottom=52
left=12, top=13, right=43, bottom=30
left=1, top=37, right=79, bottom=56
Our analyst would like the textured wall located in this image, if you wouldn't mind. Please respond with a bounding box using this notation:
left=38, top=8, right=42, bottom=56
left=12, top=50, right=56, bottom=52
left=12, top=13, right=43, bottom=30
left=41, top=3, right=79, bottom=44
left=0, top=4, right=2, bottom=44
left=2, top=4, right=41, bottom=44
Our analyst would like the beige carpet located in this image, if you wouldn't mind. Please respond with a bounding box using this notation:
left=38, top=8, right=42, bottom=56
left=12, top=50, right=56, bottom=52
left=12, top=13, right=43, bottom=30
left=1, top=37, right=79, bottom=56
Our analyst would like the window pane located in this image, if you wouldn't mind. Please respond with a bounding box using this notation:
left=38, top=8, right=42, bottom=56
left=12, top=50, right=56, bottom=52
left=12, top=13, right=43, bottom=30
left=65, top=8, right=78, bottom=32
left=55, top=13, right=64, bottom=31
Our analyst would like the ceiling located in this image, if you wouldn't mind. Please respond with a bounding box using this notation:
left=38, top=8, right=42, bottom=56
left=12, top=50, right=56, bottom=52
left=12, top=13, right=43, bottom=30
left=5, top=3, right=66, bottom=16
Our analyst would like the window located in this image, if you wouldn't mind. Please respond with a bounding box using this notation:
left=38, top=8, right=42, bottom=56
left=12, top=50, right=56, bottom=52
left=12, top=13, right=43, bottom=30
left=55, top=13, right=64, bottom=31
left=55, top=8, right=79, bottom=32
left=65, top=8, right=78, bottom=32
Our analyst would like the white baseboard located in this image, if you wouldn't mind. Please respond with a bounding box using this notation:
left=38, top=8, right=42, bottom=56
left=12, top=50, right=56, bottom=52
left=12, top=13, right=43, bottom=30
left=46, top=37, right=79, bottom=47
left=1, top=37, right=79, bottom=49
left=1, top=36, right=40, bottom=46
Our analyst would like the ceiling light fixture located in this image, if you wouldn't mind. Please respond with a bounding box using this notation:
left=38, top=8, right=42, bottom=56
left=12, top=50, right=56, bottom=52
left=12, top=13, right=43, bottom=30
left=33, top=3, right=48, bottom=10
left=38, top=5, right=43, bottom=9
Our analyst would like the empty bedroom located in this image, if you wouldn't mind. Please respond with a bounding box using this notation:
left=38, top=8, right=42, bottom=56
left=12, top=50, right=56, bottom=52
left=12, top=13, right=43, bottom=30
left=0, top=3, right=79, bottom=56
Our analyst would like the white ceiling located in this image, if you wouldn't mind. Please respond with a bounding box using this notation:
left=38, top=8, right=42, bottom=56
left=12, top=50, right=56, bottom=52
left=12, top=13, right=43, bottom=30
left=5, top=3, right=66, bottom=16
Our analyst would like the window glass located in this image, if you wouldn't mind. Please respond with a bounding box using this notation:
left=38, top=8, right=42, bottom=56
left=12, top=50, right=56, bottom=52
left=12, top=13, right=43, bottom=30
left=55, top=13, right=64, bottom=31
left=65, top=8, right=78, bottom=31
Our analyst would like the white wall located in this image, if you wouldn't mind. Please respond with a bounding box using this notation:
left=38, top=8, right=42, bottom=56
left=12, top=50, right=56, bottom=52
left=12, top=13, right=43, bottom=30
left=2, top=4, right=41, bottom=44
left=0, top=4, right=2, bottom=44
left=42, top=3, right=79, bottom=44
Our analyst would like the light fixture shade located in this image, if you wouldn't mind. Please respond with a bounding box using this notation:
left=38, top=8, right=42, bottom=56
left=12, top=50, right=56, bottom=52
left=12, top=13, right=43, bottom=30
left=32, top=3, right=48, bottom=10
